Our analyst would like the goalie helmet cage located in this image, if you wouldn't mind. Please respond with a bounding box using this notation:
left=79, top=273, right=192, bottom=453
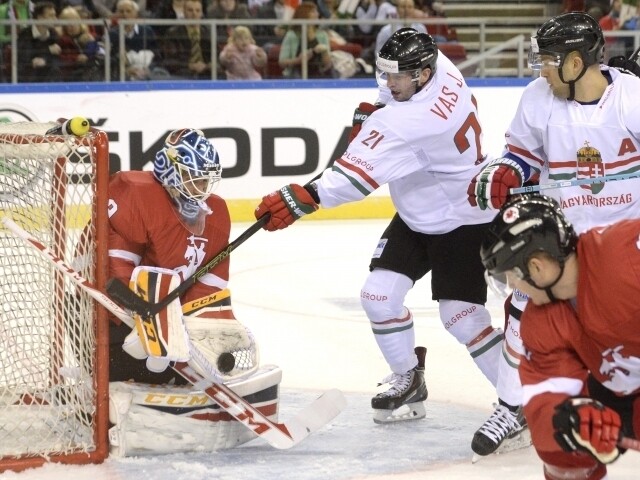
left=0, top=120, right=109, bottom=472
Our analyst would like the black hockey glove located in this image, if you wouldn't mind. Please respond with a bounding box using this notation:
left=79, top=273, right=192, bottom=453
left=608, top=47, right=640, bottom=78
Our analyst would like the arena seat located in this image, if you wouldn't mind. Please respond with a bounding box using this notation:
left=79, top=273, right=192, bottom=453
left=438, top=43, right=467, bottom=63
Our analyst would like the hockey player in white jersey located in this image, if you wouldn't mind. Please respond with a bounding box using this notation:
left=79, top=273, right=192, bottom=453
left=255, top=28, right=503, bottom=424
left=468, top=12, right=640, bottom=458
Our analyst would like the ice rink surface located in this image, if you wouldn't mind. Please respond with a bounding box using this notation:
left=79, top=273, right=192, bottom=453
left=3, top=219, right=639, bottom=480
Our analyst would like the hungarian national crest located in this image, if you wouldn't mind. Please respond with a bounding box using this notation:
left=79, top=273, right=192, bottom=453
left=577, top=141, right=605, bottom=194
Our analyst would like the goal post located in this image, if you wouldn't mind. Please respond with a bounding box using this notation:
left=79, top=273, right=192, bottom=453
left=0, top=120, right=110, bottom=472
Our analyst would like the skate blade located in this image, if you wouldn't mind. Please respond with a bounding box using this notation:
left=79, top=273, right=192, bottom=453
left=373, top=401, right=426, bottom=424
left=471, top=428, right=532, bottom=463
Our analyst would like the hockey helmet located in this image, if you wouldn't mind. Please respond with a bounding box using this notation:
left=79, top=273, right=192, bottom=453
left=480, top=194, right=577, bottom=282
left=376, top=27, right=438, bottom=85
left=529, top=12, right=604, bottom=70
left=153, top=128, right=222, bottom=204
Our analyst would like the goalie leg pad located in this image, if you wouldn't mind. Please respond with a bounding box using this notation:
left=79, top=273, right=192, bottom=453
left=108, top=365, right=282, bottom=456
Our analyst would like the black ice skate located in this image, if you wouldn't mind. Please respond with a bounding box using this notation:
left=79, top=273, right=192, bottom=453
left=371, top=346, right=428, bottom=424
left=471, top=403, right=531, bottom=461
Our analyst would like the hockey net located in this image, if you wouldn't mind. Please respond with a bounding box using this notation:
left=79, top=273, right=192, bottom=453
left=0, top=121, right=110, bottom=472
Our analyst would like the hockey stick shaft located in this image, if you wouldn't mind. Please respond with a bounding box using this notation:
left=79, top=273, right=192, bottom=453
left=1, top=216, right=345, bottom=449
left=509, top=172, right=640, bottom=194
left=106, top=214, right=269, bottom=317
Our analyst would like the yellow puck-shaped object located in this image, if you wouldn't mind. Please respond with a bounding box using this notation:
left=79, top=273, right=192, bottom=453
left=68, top=117, right=90, bottom=136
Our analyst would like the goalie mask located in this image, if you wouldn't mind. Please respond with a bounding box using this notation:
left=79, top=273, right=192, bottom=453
left=480, top=194, right=577, bottom=293
left=376, top=27, right=438, bottom=93
left=154, top=128, right=222, bottom=206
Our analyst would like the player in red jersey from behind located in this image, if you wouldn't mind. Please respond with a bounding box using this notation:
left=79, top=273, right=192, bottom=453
left=481, top=194, right=640, bottom=480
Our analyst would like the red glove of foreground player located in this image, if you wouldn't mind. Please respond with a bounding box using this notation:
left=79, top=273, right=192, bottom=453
left=255, top=184, right=319, bottom=231
left=553, top=397, right=622, bottom=464
left=467, top=158, right=524, bottom=210
left=348, top=102, right=382, bottom=143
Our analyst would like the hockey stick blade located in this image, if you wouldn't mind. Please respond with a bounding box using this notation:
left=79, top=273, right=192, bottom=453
left=509, top=172, right=640, bottom=194
left=174, top=360, right=346, bottom=448
left=2, top=215, right=346, bottom=450
left=106, top=214, right=269, bottom=317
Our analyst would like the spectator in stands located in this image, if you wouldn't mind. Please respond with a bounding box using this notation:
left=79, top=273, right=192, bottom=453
left=622, top=1, right=640, bottom=29
left=207, top=0, right=251, bottom=41
left=153, top=0, right=186, bottom=35
left=375, top=0, right=428, bottom=53
left=598, top=0, right=625, bottom=59
left=219, top=25, right=267, bottom=79
left=73, top=3, right=105, bottom=39
left=620, top=1, right=640, bottom=57
left=58, top=5, right=104, bottom=81
left=353, top=0, right=378, bottom=42
left=354, top=0, right=400, bottom=63
left=600, top=0, right=622, bottom=30
left=108, top=0, right=163, bottom=80
left=562, top=0, right=585, bottom=12
left=161, top=0, right=213, bottom=79
left=17, top=1, right=63, bottom=83
left=278, top=1, right=332, bottom=78
left=0, top=0, right=31, bottom=45
left=253, top=0, right=287, bottom=49
left=282, top=0, right=299, bottom=20
left=0, top=0, right=32, bottom=81
left=619, top=0, right=640, bottom=25
left=92, top=0, right=118, bottom=18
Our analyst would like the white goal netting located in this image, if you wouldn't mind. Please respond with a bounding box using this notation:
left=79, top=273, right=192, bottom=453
left=0, top=121, right=109, bottom=470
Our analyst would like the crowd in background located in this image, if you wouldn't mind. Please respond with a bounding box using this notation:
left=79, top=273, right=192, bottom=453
left=0, top=0, right=638, bottom=82
left=0, top=0, right=456, bottom=81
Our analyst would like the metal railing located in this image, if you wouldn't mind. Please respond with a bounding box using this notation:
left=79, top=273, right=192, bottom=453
left=1, top=17, right=639, bottom=83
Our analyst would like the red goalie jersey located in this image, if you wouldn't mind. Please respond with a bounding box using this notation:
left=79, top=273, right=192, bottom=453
left=107, top=170, right=231, bottom=316
left=520, top=219, right=640, bottom=458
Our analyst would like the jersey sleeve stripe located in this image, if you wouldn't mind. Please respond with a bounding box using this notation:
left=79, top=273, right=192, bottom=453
left=506, top=143, right=545, bottom=169
left=331, top=166, right=374, bottom=197
left=334, top=158, right=380, bottom=190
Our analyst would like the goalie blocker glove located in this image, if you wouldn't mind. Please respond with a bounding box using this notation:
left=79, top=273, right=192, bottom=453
left=255, top=183, right=319, bottom=231
left=552, top=397, right=622, bottom=465
left=467, top=158, right=526, bottom=210
left=348, top=102, right=383, bottom=143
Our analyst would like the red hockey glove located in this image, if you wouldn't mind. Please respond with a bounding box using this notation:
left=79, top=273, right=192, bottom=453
left=467, top=158, right=524, bottom=210
left=552, top=397, right=622, bottom=464
left=255, top=184, right=319, bottom=231
left=348, top=102, right=382, bottom=143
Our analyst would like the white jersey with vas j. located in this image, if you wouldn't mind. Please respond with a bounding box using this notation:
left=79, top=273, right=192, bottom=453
left=316, top=52, right=496, bottom=234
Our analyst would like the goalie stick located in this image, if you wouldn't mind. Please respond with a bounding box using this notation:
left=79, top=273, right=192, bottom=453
left=509, top=171, right=640, bottom=194
left=1, top=215, right=346, bottom=450
left=106, top=215, right=269, bottom=318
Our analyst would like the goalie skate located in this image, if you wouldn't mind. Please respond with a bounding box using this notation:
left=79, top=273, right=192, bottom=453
left=372, top=347, right=428, bottom=424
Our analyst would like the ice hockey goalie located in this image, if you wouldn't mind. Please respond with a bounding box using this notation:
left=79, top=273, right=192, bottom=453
left=108, top=266, right=282, bottom=456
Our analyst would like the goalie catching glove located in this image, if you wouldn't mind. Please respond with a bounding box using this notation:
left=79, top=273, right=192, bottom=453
left=255, top=184, right=319, bottom=231
left=552, top=397, right=622, bottom=464
left=123, top=266, right=259, bottom=380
